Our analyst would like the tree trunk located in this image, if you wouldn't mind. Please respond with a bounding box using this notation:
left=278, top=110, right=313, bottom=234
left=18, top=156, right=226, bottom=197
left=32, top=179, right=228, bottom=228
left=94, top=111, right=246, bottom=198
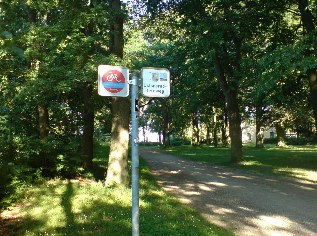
left=158, top=131, right=162, bottom=144
left=297, top=0, right=317, bottom=132
left=38, top=103, right=50, bottom=175
left=162, top=111, right=170, bottom=147
left=109, top=0, right=124, bottom=58
left=38, top=104, right=49, bottom=141
left=28, top=6, right=51, bottom=172
left=212, top=107, right=218, bottom=147
left=82, top=83, right=94, bottom=169
left=226, top=91, right=243, bottom=162
left=214, top=55, right=243, bottom=162
left=191, top=112, right=200, bottom=146
left=221, top=107, right=229, bottom=147
left=276, top=123, right=287, bottom=147
left=221, top=122, right=228, bottom=147
left=105, top=0, right=130, bottom=186
left=308, top=70, right=317, bottom=131
left=255, top=104, right=264, bottom=148
left=105, top=97, right=130, bottom=186
left=206, top=125, right=211, bottom=145
left=297, top=0, right=315, bottom=33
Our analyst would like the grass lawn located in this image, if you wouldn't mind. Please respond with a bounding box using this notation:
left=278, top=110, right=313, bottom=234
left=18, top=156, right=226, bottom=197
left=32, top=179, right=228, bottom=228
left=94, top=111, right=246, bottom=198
left=163, top=144, right=317, bottom=183
left=3, top=143, right=232, bottom=236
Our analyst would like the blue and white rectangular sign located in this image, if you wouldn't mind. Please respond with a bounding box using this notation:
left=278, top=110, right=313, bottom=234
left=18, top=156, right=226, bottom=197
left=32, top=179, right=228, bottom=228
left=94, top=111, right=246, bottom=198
left=141, top=67, right=170, bottom=97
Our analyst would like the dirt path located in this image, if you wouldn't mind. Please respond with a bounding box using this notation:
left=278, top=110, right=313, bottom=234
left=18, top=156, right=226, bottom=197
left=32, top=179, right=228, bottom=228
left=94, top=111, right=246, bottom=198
left=140, top=148, right=317, bottom=236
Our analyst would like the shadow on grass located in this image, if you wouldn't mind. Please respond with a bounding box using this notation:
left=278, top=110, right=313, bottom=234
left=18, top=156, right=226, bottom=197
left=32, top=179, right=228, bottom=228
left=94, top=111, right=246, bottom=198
left=6, top=143, right=231, bottom=236
left=59, top=180, right=78, bottom=236
left=14, top=180, right=132, bottom=236
left=241, top=147, right=317, bottom=181
left=0, top=213, right=41, bottom=236
left=164, top=145, right=317, bottom=182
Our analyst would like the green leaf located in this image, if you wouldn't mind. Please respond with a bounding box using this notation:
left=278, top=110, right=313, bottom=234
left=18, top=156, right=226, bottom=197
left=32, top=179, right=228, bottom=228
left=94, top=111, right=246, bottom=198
left=0, top=31, right=13, bottom=39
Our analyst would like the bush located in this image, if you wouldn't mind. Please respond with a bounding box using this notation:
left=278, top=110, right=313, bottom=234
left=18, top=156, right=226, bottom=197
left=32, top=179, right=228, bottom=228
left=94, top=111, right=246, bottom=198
left=170, top=137, right=191, bottom=146
left=264, top=138, right=277, bottom=144
left=139, top=142, right=161, bottom=146
left=264, top=136, right=317, bottom=145
left=0, top=134, right=83, bottom=210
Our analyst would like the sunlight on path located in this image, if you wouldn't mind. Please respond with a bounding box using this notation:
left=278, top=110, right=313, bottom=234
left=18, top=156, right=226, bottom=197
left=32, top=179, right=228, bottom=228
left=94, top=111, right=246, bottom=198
left=141, top=148, right=317, bottom=236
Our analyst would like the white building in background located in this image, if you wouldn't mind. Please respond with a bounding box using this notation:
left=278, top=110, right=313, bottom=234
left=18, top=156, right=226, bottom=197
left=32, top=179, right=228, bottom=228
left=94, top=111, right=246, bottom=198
left=241, top=124, right=276, bottom=143
left=138, top=127, right=161, bottom=143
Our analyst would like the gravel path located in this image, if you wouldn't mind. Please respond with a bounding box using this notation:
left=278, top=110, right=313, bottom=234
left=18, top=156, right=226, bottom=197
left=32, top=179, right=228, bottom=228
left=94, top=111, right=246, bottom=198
left=140, top=148, right=317, bottom=236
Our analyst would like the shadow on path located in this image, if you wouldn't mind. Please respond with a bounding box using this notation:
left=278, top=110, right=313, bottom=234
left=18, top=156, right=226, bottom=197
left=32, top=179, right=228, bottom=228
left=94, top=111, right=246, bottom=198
left=141, top=148, right=317, bottom=236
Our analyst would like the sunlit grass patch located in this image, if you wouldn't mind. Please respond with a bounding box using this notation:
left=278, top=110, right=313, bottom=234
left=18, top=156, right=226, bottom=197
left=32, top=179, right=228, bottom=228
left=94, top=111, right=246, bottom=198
left=164, top=145, right=317, bottom=182
left=15, top=179, right=133, bottom=236
left=239, top=160, right=263, bottom=166
left=8, top=143, right=232, bottom=236
left=275, top=168, right=317, bottom=181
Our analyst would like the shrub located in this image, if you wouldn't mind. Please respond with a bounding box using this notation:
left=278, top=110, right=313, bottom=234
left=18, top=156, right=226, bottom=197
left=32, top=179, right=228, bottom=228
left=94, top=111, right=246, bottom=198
left=170, top=137, right=191, bottom=146
left=264, top=136, right=317, bottom=145
left=0, top=134, right=83, bottom=210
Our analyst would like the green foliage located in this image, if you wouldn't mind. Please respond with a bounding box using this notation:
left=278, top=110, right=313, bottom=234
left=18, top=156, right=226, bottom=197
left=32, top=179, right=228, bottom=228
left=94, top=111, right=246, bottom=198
left=139, top=0, right=317, bottom=155
left=170, top=137, right=191, bottom=146
left=0, top=0, right=124, bottom=208
left=264, top=136, right=317, bottom=145
left=0, top=133, right=83, bottom=210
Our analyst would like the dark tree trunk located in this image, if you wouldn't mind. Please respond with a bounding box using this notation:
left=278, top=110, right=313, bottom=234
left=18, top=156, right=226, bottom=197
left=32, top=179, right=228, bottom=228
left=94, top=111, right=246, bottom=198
left=109, top=0, right=124, bottom=58
left=28, top=6, right=50, bottom=171
left=212, top=107, right=219, bottom=147
left=38, top=104, right=49, bottom=140
left=105, top=0, right=130, bottom=186
left=226, top=90, right=243, bottom=162
left=308, top=70, right=317, bottom=131
left=255, top=104, right=264, bottom=148
left=297, top=0, right=315, bottom=33
left=221, top=106, right=229, bottom=147
left=158, top=131, right=162, bottom=144
left=214, top=55, right=243, bottom=162
left=82, top=83, right=94, bottom=169
left=206, top=125, right=211, bottom=145
left=297, top=0, right=317, bottom=132
left=276, top=123, right=287, bottom=147
left=191, top=112, right=200, bottom=146
left=38, top=102, right=50, bottom=175
left=162, top=112, right=170, bottom=147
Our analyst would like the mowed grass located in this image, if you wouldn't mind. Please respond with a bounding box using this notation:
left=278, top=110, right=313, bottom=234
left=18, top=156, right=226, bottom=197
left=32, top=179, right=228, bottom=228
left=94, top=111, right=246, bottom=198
left=7, top=143, right=232, bottom=236
left=164, top=144, right=317, bottom=183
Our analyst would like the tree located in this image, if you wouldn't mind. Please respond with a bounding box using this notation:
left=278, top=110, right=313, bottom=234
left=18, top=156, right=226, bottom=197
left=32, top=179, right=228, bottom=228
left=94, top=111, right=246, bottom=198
left=105, top=0, right=130, bottom=186
left=296, top=0, right=317, bottom=131
left=0, top=0, right=119, bottom=176
left=253, top=0, right=317, bottom=142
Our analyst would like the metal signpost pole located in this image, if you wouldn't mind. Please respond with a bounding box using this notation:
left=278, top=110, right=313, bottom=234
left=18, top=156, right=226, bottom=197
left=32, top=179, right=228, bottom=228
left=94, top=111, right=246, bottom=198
left=98, top=66, right=169, bottom=236
left=131, top=72, right=139, bottom=236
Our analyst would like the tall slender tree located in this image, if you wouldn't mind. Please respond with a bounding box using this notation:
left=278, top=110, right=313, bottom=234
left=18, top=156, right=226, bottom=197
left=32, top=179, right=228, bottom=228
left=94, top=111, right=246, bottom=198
left=297, top=0, right=317, bottom=131
left=105, top=0, right=130, bottom=186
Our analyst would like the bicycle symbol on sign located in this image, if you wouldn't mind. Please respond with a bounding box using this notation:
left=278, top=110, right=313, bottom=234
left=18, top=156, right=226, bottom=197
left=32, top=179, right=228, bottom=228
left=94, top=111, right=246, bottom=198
left=106, top=72, right=121, bottom=82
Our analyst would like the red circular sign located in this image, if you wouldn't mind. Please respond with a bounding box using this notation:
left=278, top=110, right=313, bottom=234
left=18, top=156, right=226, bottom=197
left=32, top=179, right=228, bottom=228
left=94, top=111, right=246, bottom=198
left=102, top=70, right=126, bottom=93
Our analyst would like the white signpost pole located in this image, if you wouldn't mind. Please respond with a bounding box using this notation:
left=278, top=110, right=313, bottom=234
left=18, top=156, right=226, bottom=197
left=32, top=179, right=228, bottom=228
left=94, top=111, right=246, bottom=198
left=130, top=72, right=139, bottom=236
